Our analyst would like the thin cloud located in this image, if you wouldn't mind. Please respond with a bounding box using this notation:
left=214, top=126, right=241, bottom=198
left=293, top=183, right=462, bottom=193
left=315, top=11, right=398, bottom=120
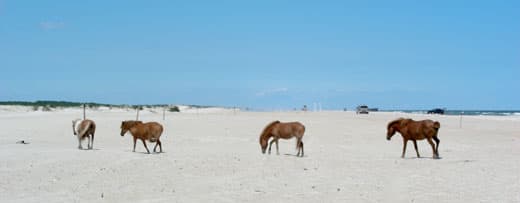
left=256, top=88, right=289, bottom=97
left=39, top=21, right=65, bottom=30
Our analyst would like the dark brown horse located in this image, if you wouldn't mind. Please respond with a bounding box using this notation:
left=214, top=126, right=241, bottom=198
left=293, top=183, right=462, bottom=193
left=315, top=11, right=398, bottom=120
left=386, top=118, right=441, bottom=159
left=259, top=121, right=305, bottom=157
left=72, top=119, right=96, bottom=150
left=120, top=120, right=164, bottom=154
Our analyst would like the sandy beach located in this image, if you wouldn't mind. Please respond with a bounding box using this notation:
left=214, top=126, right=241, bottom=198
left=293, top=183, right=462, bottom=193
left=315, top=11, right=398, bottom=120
left=1, top=108, right=519, bottom=202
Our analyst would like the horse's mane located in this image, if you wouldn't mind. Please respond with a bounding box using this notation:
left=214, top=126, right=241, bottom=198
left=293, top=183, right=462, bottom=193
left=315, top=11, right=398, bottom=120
left=387, top=118, right=405, bottom=130
left=123, top=120, right=143, bottom=127
left=259, top=120, right=280, bottom=141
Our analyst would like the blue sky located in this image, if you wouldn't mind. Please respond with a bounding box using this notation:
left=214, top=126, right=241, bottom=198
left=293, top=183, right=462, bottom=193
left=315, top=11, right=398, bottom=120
left=1, top=1, right=518, bottom=110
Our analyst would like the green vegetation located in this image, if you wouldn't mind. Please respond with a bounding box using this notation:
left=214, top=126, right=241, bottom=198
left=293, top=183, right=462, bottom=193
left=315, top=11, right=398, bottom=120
left=0, top=101, right=224, bottom=113
left=0, top=101, right=186, bottom=112
left=0, top=100, right=113, bottom=107
left=168, top=106, right=180, bottom=112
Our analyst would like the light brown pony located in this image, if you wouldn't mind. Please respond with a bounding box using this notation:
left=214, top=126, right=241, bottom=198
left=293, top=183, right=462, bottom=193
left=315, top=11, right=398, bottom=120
left=386, top=118, right=441, bottom=159
left=72, top=119, right=96, bottom=150
left=120, top=120, right=164, bottom=154
left=259, top=121, right=305, bottom=157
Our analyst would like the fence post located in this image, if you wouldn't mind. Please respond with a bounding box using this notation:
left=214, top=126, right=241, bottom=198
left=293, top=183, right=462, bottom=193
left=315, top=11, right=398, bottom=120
left=459, top=112, right=463, bottom=128
left=136, top=107, right=140, bottom=121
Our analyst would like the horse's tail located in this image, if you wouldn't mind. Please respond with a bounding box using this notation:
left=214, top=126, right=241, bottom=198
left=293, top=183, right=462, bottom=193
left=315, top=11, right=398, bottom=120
left=432, top=121, right=441, bottom=135
left=433, top=121, right=440, bottom=130
left=78, top=120, right=93, bottom=138
left=259, top=120, right=280, bottom=142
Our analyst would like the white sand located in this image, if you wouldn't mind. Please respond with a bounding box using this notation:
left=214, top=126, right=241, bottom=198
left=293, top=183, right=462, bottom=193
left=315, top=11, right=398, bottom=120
left=1, top=108, right=519, bottom=202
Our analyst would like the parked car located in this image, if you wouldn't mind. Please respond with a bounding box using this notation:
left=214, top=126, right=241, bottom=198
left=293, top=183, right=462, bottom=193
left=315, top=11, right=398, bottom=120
left=427, top=108, right=445, bottom=114
left=356, top=105, right=369, bottom=114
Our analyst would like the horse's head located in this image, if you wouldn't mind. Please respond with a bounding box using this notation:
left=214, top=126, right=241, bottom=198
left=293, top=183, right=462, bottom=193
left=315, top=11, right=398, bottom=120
left=387, top=118, right=409, bottom=140
left=259, top=136, right=268, bottom=154
left=120, top=121, right=132, bottom=136
left=120, top=120, right=141, bottom=136
left=259, top=121, right=280, bottom=154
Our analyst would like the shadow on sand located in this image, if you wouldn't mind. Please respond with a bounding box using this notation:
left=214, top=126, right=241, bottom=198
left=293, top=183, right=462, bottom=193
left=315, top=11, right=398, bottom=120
left=283, top=153, right=306, bottom=158
left=403, top=156, right=443, bottom=160
left=79, top=148, right=100, bottom=151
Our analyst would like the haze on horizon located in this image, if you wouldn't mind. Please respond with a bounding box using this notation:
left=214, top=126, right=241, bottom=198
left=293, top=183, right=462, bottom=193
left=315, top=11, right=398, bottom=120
left=1, top=1, right=518, bottom=110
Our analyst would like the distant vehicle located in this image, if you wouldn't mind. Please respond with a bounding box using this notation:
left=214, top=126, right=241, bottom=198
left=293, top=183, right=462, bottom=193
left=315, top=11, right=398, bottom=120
left=356, top=105, right=369, bottom=114
left=427, top=108, right=445, bottom=114
left=368, top=108, right=379, bottom=112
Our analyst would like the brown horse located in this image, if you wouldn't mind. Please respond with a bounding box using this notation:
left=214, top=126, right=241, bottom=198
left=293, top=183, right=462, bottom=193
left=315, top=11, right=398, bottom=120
left=259, top=121, right=305, bottom=157
left=120, top=120, right=164, bottom=154
left=72, top=119, right=96, bottom=150
left=386, top=118, right=441, bottom=159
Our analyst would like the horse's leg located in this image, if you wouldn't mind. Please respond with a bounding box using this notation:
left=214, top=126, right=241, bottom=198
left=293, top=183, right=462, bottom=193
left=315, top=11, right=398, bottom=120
left=426, top=138, right=438, bottom=159
left=296, top=139, right=300, bottom=157
left=433, top=136, right=440, bottom=157
left=153, top=139, right=162, bottom=153
left=412, top=139, right=420, bottom=158
left=296, top=138, right=302, bottom=156
left=87, top=135, right=91, bottom=149
left=275, top=139, right=279, bottom=155
left=268, top=138, right=276, bottom=154
left=77, top=135, right=83, bottom=149
left=141, top=139, right=150, bottom=154
left=300, top=140, right=304, bottom=157
left=401, top=139, right=408, bottom=158
left=158, top=140, right=162, bottom=153
left=132, top=137, right=137, bottom=152
left=90, top=132, right=94, bottom=149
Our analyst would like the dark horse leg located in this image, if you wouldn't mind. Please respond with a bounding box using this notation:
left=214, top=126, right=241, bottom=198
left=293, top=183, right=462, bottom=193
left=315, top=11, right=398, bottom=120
left=300, top=141, right=303, bottom=157
left=432, top=136, right=440, bottom=157
left=268, top=138, right=276, bottom=154
left=412, top=139, right=420, bottom=158
left=141, top=139, right=150, bottom=154
left=275, top=139, right=279, bottom=155
left=153, top=140, right=162, bottom=153
left=132, top=137, right=137, bottom=152
left=88, top=135, right=92, bottom=149
left=296, top=138, right=304, bottom=157
left=401, top=139, right=408, bottom=158
left=426, top=138, right=438, bottom=159
left=86, top=135, right=91, bottom=149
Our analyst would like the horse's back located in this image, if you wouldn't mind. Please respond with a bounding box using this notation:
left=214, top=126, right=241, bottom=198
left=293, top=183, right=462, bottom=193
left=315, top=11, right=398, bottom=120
left=412, top=119, right=440, bottom=138
left=277, top=121, right=305, bottom=138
